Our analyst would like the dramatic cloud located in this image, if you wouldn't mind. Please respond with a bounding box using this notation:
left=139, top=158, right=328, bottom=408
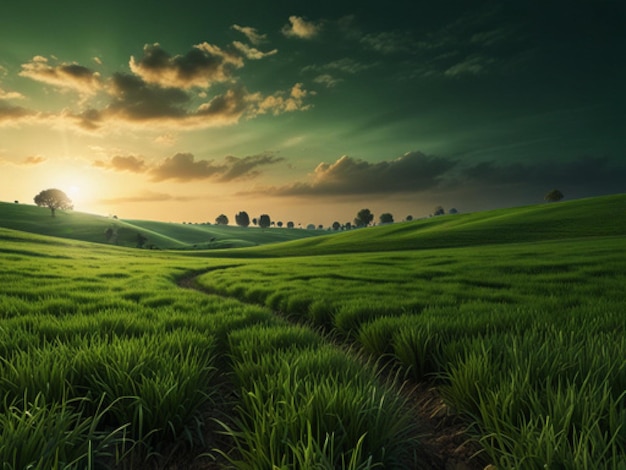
left=64, top=72, right=311, bottom=131
left=444, top=55, right=493, bottom=77
left=19, top=56, right=102, bottom=94
left=219, top=153, right=284, bottom=181
left=255, top=152, right=457, bottom=197
left=93, top=151, right=283, bottom=183
left=282, top=16, right=322, bottom=39
left=232, top=41, right=278, bottom=60
left=129, top=42, right=243, bottom=89
left=149, top=152, right=225, bottom=181
left=231, top=24, right=268, bottom=45
left=93, top=155, right=146, bottom=173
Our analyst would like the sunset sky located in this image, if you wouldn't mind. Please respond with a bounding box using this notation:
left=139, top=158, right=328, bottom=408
left=1, top=0, right=623, bottom=226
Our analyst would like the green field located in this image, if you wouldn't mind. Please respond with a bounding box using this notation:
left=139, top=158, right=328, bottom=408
left=0, top=201, right=327, bottom=249
left=0, top=194, right=624, bottom=469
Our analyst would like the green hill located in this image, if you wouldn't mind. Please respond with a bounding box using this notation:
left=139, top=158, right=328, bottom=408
left=211, top=194, right=626, bottom=257
left=0, top=202, right=326, bottom=249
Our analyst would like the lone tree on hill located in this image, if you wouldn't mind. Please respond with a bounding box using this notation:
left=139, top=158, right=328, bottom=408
left=332, top=221, right=341, bottom=231
left=258, top=214, right=271, bottom=228
left=545, top=189, right=564, bottom=202
left=354, top=208, right=374, bottom=227
left=287, top=221, right=294, bottom=228
left=215, top=214, right=229, bottom=225
left=34, top=188, right=73, bottom=217
left=235, top=211, right=250, bottom=227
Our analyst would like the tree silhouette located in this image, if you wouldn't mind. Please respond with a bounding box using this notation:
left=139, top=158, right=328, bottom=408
left=287, top=221, right=294, bottom=228
left=33, top=188, right=73, bottom=217
left=354, top=208, right=374, bottom=227
left=332, top=221, right=341, bottom=231
left=215, top=214, right=229, bottom=225
left=545, top=189, right=564, bottom=202
left=259, top=214, right=271, bottom=228
left=432, top=206, right=445, bottom=216
left=379, top=213, right=394, bottom=224
left=235, top=211, right=250, bottom=227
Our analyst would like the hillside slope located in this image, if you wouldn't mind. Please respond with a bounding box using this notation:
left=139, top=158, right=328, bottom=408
left=0, top=202, right=326, bottom=249
left=211, top=194, right=626, bottom=257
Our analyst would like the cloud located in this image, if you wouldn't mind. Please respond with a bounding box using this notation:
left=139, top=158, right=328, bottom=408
left=129, top=42, right=243, bottom=89
left=219, top=153, right=284, bottom=181
left=252, top=83, right=313, bottom=115
left=93, top=151, right=283, bottom=183
left=0, top=100, right=37, bottom=124
left=93, top=155, right=146, bottom=173
left=23, top=155, right=47, bottom=165
left=65, top=73, right=311, bottom=131
left=232, top=41, right=278, bottom=60
left=313, top=74, right=342, bottom=88
left=154, top=133, right=177, bottom=146
left=19, top=56, right=102, bottom=94
left=282, top=16, right=322, bottom=39
left=444, top=55, right=493, bottom=77
left=0, top=88, right=24, bottom=100
left=98, top=190, right=198, bottom=204
left=149, top=152, right=225, bottom=181
left=231, top=24, right=268, bottom=45
left=251, top=152, right=457, bottom=197
left=360, top=31, right=415, bottom=54
left=303, top=58, right=374, bottom=75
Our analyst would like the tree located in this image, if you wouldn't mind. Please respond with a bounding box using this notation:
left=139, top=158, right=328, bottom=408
left=448, top=208, right=458, bottom=214
left=545, top=189, right=564, bottom=202
left=406, top=215, right=413, bottom=221
left=287, top=221, right=294, bottom=229
left=277, top=221, right=283, bottom=228
left=345, top=222, right=352, bottom=230
left=432, top=206, right=445, bottom=216
left=332, top=221, right=341, bottom=231
left=306, top=224, right=316, bottom=230
left=354, top=208, right=373, bottom=227
left=252, top=217, right=258, bottom=226
left=258, top=214, right=271, bottom=228
left=215, top=214, right=229, bottom=225
left=235, top=211, right=250, bottom=227
left=33, top=188, right=73, bottom=217
left=379, top=213, right=394, bottom=224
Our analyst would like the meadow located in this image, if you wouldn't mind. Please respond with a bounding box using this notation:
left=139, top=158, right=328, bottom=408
left=0, top=194, right=624, bottom=469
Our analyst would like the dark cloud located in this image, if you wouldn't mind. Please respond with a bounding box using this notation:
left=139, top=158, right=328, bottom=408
left=129, top=42, right=243, bottom=89
left=259, top=152, right=457, bottom=197
left=150, top=152, right=225, bottom=182
left=93, top=155, right=146, bottom=173
left=107, top=72, right=189, bottom=120
left=93, top=151, right=284, bottom=183
left=19, top=56, right=101, bottom=94
left=0, top=100, right=35, bottom=123
left=459, top=155, right=626, bottom=192
left=219, top=153, right=284, bottom=181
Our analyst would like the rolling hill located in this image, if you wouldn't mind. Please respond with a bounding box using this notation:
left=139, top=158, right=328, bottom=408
left=0, top=202, right=327, bottom=249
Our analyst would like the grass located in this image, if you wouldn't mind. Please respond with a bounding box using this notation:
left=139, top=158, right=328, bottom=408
left=1, top=193, right=624, bottom=468
left=0, top=201, right=327, bottom=249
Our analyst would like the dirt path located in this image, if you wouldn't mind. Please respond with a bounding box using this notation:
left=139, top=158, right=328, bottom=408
left=176, top=271, right=490, bottom=470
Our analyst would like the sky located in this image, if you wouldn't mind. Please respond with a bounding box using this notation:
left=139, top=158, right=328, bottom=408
left=0, top=0, right=624, bottom=226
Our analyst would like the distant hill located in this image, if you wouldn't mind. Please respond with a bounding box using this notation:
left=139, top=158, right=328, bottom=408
left=215, top=194, right=626, bottom=257
left=0, top=202, right=327, bottom=249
